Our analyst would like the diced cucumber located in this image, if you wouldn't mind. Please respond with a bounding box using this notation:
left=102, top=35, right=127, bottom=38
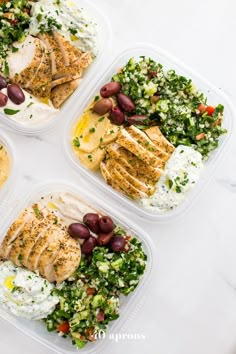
left=92, top=294, right=104, bottom=308
left=111, top=258, right=123, bottom=271
left=156, top=99, right=169, bottom=113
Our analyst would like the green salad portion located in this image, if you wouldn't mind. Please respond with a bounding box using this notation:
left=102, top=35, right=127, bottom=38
left=0, top=0, right=31, bottom=74
left=45, top=232, right=147, bottom=349
left=112, top=57, right=227, bottom=158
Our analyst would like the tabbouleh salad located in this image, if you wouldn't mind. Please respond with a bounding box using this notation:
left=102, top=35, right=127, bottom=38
left=45, top=228, right=147, bottom=349
left=112, top=57, right=226, bottom=158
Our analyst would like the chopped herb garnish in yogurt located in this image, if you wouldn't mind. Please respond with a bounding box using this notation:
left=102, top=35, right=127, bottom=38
left=3, top=108, right=20, bottom=115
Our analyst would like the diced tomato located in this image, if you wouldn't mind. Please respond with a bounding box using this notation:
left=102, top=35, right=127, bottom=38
left=196, top=132, right=205, bottom=141
left=125, top=235, right=131, bottom=241
left=86, top=287, right=96, bottom=295
left=96, top=309, right=105, bottom=322
left=198, top=103, right=206, bottom=113
left=57, top=321, right=70, bottom=334
left=10, top=19, right=18, bottom=25
left=205, top=106, right=215, bottom=116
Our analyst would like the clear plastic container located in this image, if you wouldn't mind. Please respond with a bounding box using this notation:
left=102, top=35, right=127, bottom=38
left=64, top=43, right=236, bottom=222
left=0, top=0, right=112, bottom=136
left=0, top=181, right=154, bottom=354
left=0, top=131, right=16, bottom=213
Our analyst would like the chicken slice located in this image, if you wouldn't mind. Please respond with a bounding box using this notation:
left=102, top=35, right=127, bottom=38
left=21, top=213, right=57, bottom=269
left=104, top=161, right=148, bottom=199
left=27, top=221, right=67, bottom=272
left=52, top=236, right=81, bottom=284
left=0, top=208, right=35, bottom=259
left=51, top=76, right=74, bottom=89
left=53, top=32, right=82, bottom=66
left=117, top=129, right=165, bottom=169
left=106, top=143, right=163, bottom=184
left=73, top=52, right=93, bottom=70
left=52, top=63, right=83, bottom=80
left=51, top=78, right=82, bottom=108
left=26, top=45, right=52, bottom=98
left=38, top=33, right=65, bottom=77
left=144, top=126, right=175, bottom=154
left=8, top=219, right=35, bottom=266
left=8, top=36, right=42, bottom=84
left=38, top=241, right=61, bottom=283
left=106, top=159, right=155, bottom=196
left=100, top=161, right=127, bottom=196
left=126, top=126, right=170, bottom=162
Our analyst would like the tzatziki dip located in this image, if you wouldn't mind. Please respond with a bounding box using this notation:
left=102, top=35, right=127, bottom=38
left=0, top=261, right=59, bottom=320
left=29, top=0, right=98, bottom=56
left=140, top=145, right=203, bottom=211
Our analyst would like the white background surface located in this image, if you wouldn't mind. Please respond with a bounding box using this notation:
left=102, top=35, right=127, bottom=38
left=1, top=0, right=236, bottom=354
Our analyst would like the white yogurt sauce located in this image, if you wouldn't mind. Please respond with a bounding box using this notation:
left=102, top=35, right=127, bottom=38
left=0, top=88, right=58, bottom=126
left=140, top=145, right=203, bottom=211
left=0, top=261, right=59, bottom=320
left=29, top=0, right=98, bottom=56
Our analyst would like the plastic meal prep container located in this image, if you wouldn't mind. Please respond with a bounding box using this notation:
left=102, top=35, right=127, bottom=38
left=0, top=131, right=16, bottom=213
left=64, top=43, right=236, bottom=222
left=0, top=0, right=112, bottom=136
left=0, top=181, right=154, bottom=354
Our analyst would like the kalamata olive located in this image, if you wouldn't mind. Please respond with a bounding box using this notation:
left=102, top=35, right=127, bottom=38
left=7, top=84, right=25, bottom=105
left=93, top=98, right=112, bottom=115
left=127, top=115, right=150, bottom=126
left=100, top=82, right=121, bottom=98
left=116, top=93, right=135, bottom=112
left=68, top=223, right=90, bottom=239
left=0, top=75, right=7, bottom=90
left=82, top=236, right=97, bottom=254
left=0, top=92, right=8, bottom=107
left=109, top=106, right=125, bottom=125
left=99, top=216, right=114, bottom=233
left=97, top=231, right=114, bottom=246
left=83, top=213, right=100, bottom=234
left=110, top=235, right=125, bottom=252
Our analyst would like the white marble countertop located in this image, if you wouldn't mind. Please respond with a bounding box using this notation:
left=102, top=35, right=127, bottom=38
left=0, top=0, right=236, bottom=353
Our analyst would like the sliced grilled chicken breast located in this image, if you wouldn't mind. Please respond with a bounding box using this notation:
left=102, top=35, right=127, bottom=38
left=106, top=143, right=163, bottom=184
left=104, top=161, right=148, bottom=199
left=53, top=236, right=81, bottom=284
left=127, top=126, right=170, bottom=162
left=117, top=128, right=165, bottom=168
left=38, top=33, right=65, bottom=77
left=26, top=45, right=52, bottom=98
left=74, top=52, right=92, bottom=69
left=51, top=78, right=81, bottom=108
left=106, top=159, right=155, bottom=196
left=51, top=76, right=74, bottom=89
left=8, top=219, right=35, bottom=267
left=53, top=32, right=82, bottom=66
left=0, top=208, right=35, bottom=259
left=144, top=126, right=175, bottom=154
left=8, top=36, right=42, bottom=84
left=27, top=222, right=67, bottom=272
left=21, top=212, right=56, bottom=269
